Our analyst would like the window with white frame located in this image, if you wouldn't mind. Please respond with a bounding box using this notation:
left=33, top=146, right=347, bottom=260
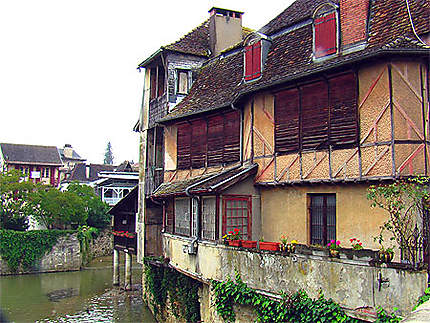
left=175, top=198, right=191, bottom=236
left=202, top=197, right=217, bottom=240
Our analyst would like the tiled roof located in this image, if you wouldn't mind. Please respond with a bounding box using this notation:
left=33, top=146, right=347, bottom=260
left=139, top=20, right=253, bottom=66
left=0, top=143, right=62, bottom=165
left=152, top=164, right=258, bottom=197
left=58, top=148, right=85, bottom=161
left=160, top=0, right=429, bottom=123
left=68, top=163, right=116, bottom=182
left=259, top=0, right=339, bottom=36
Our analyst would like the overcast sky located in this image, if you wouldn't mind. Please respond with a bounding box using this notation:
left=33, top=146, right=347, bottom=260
left=0, top=0, right=293, bottom=165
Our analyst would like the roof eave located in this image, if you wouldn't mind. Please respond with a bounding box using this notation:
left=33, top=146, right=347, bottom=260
left=138, top=49, right=163, bottom=68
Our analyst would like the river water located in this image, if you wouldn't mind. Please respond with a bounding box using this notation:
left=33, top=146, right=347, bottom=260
left=0, top=256, right=156, bottom=323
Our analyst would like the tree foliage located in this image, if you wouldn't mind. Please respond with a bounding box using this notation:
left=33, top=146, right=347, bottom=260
left=367, top=176, right=430, bottom=266
left=104, top=141, right=114, bottom=165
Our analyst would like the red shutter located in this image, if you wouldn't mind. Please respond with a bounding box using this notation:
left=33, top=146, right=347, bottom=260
left=177, top=123, right=191, bottom=169
left=244, top=45, right=253, bottom=80
left=208, top=115, right=225, bottom=167
left=252, top=42, right=261, bottom=79
left=191, top=119, right=207, bottom=169
left=315, top=12, right=337, bottom=58
left=275, top=88, right=300, bottom=154
left=301, top=81, right=329, bottom=150
left=329, top=73, right=358, bottom=148
left=223, top=111, right=240, bottom=163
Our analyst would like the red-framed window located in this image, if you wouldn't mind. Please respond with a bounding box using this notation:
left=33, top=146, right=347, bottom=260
left=309, top=194, right=336, bottom=245
left=314, top=12, right=337, bottom=58
left=244, top=41, right=262, bottom=81
left=222, top=195, right=252, bottom=240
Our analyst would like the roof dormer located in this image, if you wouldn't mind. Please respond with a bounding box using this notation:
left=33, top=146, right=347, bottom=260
left=313, top=3, right=339, bottom=59
left=243, top=33, right=271, bottom=82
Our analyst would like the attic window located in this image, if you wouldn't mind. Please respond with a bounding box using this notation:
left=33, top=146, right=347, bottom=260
left=244, top=41, right=262, bottom=81
left=314, top=6, right=338, bottom=58
left=177, top=70, right=189, bottom=94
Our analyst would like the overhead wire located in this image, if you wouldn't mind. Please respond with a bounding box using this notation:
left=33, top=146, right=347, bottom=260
left=405, top=0, right=428, bottom=46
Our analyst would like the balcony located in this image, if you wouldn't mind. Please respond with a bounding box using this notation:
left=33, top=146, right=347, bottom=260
left=149, top=93, right=168, bottom=128
left=162, top=233, right=427, bottom=320
left=113, top=235, right=137, bottom=255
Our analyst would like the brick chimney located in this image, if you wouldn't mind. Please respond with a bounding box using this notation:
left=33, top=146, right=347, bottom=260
left=340, top=0, right=370, bottom=46
left=63, top=144, right=73, bottom=159
left=209, top=7, right=244, bottom=57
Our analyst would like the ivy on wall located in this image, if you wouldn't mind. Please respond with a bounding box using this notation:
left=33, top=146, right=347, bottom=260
left=0, top=229, right=74, bottom=272
left=144, top=258, right=201, bottom=322
left=211, top=271, right=401, bottom=323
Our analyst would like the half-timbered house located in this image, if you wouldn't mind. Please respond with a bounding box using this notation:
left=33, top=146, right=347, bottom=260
left=137, top=0, right=430, bottom=319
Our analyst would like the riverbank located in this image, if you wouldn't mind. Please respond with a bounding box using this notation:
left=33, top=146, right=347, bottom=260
left=0, top=256, right=154, bottom=322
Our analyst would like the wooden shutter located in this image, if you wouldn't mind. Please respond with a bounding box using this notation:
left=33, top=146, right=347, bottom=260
left=244, top=45, right=253, bottom=80
left=314, top=12, right=337, bottom=58
left=301, top=81, right=329, bottom=150
left=191, top=119, right=207, bottom=169
left=208, top=115, right=224, bottom=167
left=252, top=42, right=262, bottom=79
left=329, top=73, right=358, bottom=148
left=275, top=88, right=300, bottom=154
left=223, top=111, right=240, bottom=164
left=157, top=65, right=165, bottom=97
left=177, top=123, right=191, bottom=169
left=150, top=68, right=157, bottom=99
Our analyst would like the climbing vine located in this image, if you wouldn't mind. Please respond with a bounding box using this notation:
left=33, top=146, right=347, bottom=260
left=0, top=229, right=73, bottom=272
left=211, top=271, right=401, bottom=323
left=144, top=259, right=201, bottom=322
left=76, top=225, right=99, bottom=265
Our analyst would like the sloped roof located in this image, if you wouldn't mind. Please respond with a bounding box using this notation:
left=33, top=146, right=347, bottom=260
left=0, top=143, right=62, bottom=165
left=67, top=163, right=116, bottom=182
left=58, top=148, right=85, bottom=161
left=138, top=20, right=253, bottom=67
left=160, top=0, right=429, bottom=123
left=152, top=164, right=258, bottom=197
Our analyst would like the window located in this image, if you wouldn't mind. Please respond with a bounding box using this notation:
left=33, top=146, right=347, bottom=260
left=191, top=198, right=199, bottom=238
left=222, top=196, right=251, bottom=240
left=174, top=198, right=191, bottom=236
left=309, top=194, right=336, bottom=245
left=150, top=65, right=165, bottom=100
left=314, top=9, right=337, bottom=58
left=274, top=72, right=358, bottom=154
left=177, top=70, right=189, bottom=94
left=202, top=197, right=217, bottom=240
left=177, top=110, right=240, bottom=169
left=244, top=41, right=262, bottom=81
left=43, top=167, right=50, bottom=178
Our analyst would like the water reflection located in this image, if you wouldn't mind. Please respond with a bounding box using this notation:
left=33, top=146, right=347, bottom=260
left=0, top=257, right=155, bottom=323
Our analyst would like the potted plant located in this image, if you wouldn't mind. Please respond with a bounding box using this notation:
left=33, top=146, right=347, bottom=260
left=349, top=238, right=363, bottom=250
left=378, top=247, right=394, bottom=263
left=226, top=228, right=242, bottom=247
left=327, top=240, right=341, bottom=257
left=279, top=235, right=288, bottom=252
left=288, top=240, right=298, bottom=253
left=259, top=238, right=280, bottom=251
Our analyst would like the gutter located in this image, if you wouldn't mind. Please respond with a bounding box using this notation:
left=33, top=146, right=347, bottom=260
left=209, top=164, right=257, bottom=191
left=138, top=49, right=162, bottom=68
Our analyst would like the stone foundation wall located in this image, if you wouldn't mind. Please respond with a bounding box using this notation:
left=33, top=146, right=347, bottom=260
left=0, top=234, right=81, bottom=275
left=89, top=229, right=113, bottom=258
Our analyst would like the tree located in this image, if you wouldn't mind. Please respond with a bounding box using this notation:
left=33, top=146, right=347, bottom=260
left=0, top=169, right=42, bottom=231
left=104, top=141, right=114, bottom=165
left=67, top=183, right=111, bottom=229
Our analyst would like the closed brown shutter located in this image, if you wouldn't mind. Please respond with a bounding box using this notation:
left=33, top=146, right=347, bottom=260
left=301, top=81, right=329, bottom=150
left=275, top=88, right=300, bottom=154
left=208, top=115, right=224, bottom=167
left=329, top=73, right=358, bottom=148
left=191, top=119, right=207, bottom=168
left=177, top=122, right=191, bottom=169
left=223, top=111, right=240, bottom=163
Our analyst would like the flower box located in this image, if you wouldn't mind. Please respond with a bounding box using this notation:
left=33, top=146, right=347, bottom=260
left=242, top=240, right=257, bottom=249
left=259, top=242, right=280, bottom=251
left=228, top=240, right=242, bottom=247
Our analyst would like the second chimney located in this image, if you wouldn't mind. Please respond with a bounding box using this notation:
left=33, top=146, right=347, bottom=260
left=340, top=0, right=369, bottom=46
left=209, top=7, right=244, bottom=57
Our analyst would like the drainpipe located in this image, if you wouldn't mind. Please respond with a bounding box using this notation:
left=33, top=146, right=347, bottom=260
left=231, top=103, right=244, bottom=165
